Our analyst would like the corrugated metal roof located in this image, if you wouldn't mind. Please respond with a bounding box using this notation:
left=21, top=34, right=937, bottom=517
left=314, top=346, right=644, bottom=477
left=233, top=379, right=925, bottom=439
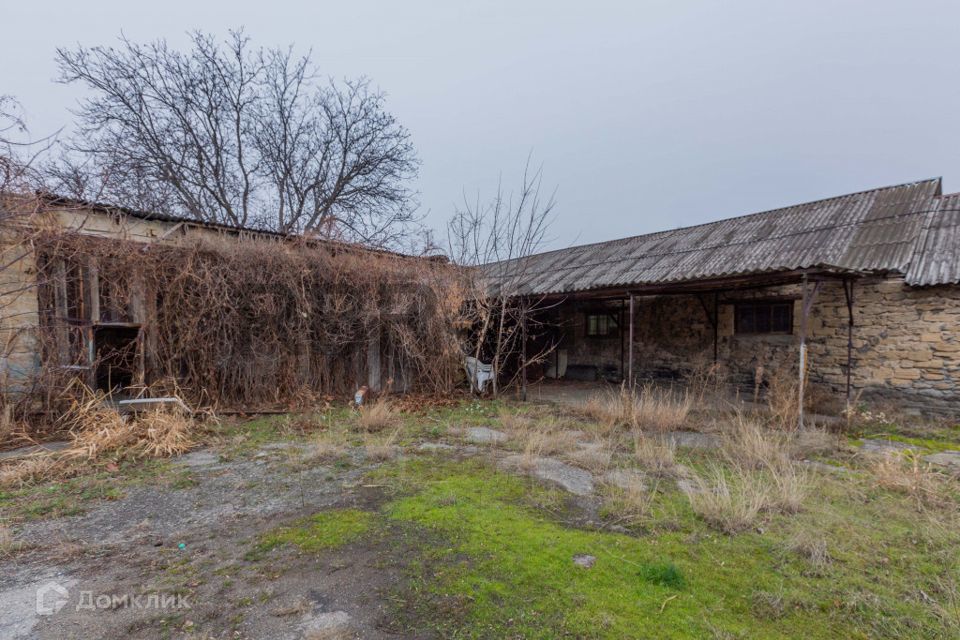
left=906, top=191, right=960, bottom=286
left=486, top=178, right=955, bottom=295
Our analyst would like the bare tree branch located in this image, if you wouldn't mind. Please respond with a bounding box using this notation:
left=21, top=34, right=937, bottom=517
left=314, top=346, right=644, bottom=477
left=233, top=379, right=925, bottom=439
left=52, top=31, right=420, bottom=246
left=447, top=156, right=557, bottom=396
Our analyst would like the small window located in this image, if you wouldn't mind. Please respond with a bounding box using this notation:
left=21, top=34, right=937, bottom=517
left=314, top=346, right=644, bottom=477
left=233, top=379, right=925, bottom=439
left=735, top=301, right=793, bottom=335
left=585, top=312, right=618, bottom=337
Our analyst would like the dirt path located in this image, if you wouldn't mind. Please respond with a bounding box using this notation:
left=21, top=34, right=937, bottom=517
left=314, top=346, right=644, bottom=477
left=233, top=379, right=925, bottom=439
left=1, top=443, right=414, bottom=639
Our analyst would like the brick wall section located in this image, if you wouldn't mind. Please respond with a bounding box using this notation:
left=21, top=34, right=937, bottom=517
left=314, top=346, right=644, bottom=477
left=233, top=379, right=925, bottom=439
left=555, top=276, right=960, bottom=414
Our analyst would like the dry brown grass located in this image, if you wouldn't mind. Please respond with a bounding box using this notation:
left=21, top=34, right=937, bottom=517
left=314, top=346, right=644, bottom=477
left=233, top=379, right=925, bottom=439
left=766, top=460, right=810, bottom=513
left=686, top=356, right=730, bottom=405
left=632, top=432, right=677, bottom=477
left=766, top=368, right=800, bottom=429
left=501, top=412, right=596, bottom=471
left=55, top=388, right=196, bottom=461
left=602, top=475, right=659, bottom=524
left=581, top=384, right=690, bottom=432
left=792, top=427, right=840, bottom=459
left=719, top=414, right=789, bottom=470
left=565, top=438, right=616, bottom=474
left=497, top=408, right=533, bottom=432
left=581, top=395, right=620, bottom=433
left=681, top=464, right=771, bottom=534
left=0, top=521, right=16, bottom=555
left=932, top=576, right=960, bottom=634
left=63, top=409, right=194, bottom=460
left=716, top=415, right=812, bottom=512
left=357, top=398, right=397, bottom=432
left=0, top=454, right=58, bottom=488
left=784, top=529, right=831, bottom=574
left=364, top=428, right=401, bottom=462
left=307, top=430, right=350, bottom=462
left=682, top=452, right=811, bottom=533
left=136, top=410, right=195, bottom=458
left=870, top=451, right=949, bottom=508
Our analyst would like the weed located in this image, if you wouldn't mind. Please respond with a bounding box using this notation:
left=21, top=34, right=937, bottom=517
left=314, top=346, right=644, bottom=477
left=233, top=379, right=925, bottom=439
left=719, top=413, right=787, bottom=470
left=0, top=521, right=17, bottom=555
left=681, top=464, right=770, bottom=534
left=632, top=432, right=677, bottom=476
left=357, top=398, right=397, bottom=432
left=639, top=561, right=686, bottom=589
left=582, top=384, right=691, bottom=432
left=784, top=530, right=831, bottom=575
left=765, top=459, right=809, bottom=513
left=306, top=430, right=349, bottom=463
left=0, top=454, right=57, bottom=488
left=364, top=428, right=401, bottom=462
left=870, top=451, right=949, bottom=508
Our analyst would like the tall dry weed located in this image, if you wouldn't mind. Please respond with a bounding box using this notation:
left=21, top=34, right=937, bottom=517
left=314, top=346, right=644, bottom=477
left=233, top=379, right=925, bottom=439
left=59, top=389, right=195, bottom=460
left=632, top=432, right=677, bottom=476
left=581, top=384, right=690, bottom=432
left=357, top=398, right=397, bottom=432
left=364, top=428, right=401, bottom=462
left=681, top=464, right=771, bottom=534
left=871, top=451, right=948, bottom=508
left=0, top=454, right=57, bottom=488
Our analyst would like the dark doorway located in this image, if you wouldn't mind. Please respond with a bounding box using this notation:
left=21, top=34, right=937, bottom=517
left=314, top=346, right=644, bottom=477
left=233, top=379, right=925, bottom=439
left=93, top=325, right=141, bottom=394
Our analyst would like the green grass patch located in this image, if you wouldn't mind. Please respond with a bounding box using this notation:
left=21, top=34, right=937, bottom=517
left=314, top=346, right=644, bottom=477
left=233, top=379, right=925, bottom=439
left=251, top=508, right=376, bottom=557
left=638, top=560, right=686, bottom=589
left=369, top=458, right=958, bottom=639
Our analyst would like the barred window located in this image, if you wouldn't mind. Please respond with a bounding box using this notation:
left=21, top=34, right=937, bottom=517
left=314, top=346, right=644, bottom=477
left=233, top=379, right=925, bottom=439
left=585, top=312, right=618, bottom=337
left=734, top=301, right=793, bottom=335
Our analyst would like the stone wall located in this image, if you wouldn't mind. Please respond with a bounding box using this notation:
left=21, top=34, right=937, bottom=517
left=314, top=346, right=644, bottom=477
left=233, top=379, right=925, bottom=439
left=553, top=276, right=960, bottom=415
left=0, top=229, right=39, bottom=393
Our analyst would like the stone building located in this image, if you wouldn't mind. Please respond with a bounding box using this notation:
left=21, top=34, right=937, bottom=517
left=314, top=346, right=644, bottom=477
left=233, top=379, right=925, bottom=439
left=488, top=178, right=960, bottom=415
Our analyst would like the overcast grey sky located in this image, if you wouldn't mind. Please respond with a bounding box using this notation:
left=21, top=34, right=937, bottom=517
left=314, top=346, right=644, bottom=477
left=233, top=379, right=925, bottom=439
left=4, top=1, right=960, bottom=250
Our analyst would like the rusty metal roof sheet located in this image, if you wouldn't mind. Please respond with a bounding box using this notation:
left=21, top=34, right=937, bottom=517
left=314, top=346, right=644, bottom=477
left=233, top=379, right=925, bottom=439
left=486, top=178, right=955, bottom=295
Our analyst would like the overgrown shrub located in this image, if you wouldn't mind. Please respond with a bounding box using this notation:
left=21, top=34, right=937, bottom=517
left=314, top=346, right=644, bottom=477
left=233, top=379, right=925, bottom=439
left=33, top=231, right=466, bottom=408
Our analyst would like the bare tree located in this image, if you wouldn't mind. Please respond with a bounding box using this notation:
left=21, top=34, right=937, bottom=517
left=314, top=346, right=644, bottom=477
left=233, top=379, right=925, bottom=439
left=448, top=158, right=557, bottom=397
left=0, top=96, right=51, bottom=196
left=53, top=31, right=420, bottom=246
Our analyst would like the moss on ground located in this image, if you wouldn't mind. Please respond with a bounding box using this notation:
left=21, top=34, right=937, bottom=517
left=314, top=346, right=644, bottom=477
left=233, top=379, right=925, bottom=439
left=364, top=458, right=958, bottom=639
left=252, top=508, right=376, bottom=557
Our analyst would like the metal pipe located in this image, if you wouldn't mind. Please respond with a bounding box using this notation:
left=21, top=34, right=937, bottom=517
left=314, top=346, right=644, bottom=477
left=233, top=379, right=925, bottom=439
left=844, top=279, right=855, bottom=410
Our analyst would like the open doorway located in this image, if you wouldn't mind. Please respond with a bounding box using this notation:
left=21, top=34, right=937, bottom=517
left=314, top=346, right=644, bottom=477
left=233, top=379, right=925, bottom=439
left=93, top=324, right=141, bottom=395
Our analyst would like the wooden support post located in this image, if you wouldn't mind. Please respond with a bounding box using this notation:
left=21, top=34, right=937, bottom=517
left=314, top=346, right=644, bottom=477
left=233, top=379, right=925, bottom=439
left=52, top=259, right=69, bottom=365
left=843, top=279, right=855, bottom=411
left=713, top=292, right=719, bottom=364
left=85, top=258, right=100, bottom=324
left=619, top=299, right=625, bottom=382
left=797, top=275, right=821, bottom=429
left=627, top=293, right=635, bottom=389
left=520, top=308, right=528, bottom=402
left=367, top=321, right=382, bottom=393
left=697, top=293, right=720, bottom=365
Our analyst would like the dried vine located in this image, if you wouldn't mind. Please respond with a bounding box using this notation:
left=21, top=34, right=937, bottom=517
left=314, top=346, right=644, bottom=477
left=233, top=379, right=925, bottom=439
left=33, top=230, right=466, bottom=408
